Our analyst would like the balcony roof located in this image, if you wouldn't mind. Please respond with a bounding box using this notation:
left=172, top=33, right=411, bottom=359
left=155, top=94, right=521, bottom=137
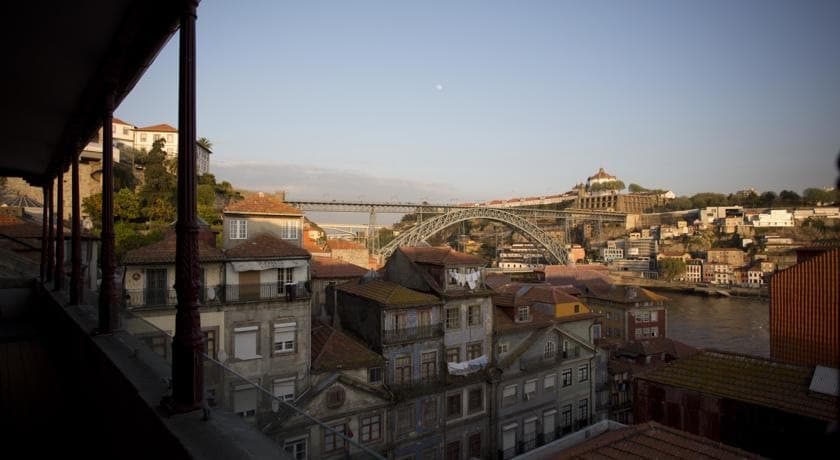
left=0, top=1, right=183, bottom=185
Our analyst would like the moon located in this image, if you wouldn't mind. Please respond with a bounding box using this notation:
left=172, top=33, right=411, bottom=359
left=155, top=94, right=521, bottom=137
left=435, top=83, right=444, bottom=92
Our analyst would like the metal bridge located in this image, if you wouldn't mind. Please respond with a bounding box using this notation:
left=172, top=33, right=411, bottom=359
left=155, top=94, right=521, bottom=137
left=286, top=199, right=627, bottom=262
left=378, top=207, right=574, bottom=264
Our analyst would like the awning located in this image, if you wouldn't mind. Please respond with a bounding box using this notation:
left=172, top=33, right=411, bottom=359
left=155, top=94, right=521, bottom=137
left=231, top=259, right=307, bottom=272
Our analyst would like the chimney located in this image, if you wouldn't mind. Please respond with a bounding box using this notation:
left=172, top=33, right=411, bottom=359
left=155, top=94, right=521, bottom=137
left=276, top=190, right=286, bottom=201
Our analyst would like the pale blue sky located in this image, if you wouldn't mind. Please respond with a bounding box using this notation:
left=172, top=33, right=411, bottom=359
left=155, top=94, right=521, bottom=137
left=118, top=0, right=840, bottom=202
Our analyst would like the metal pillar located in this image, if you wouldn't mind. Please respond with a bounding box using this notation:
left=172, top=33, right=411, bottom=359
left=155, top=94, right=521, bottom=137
left=54, top=169, right=65, bottom=291
left=98, top=95, right=118, bottom=332
left=46, top=180, right=54, bottom=283
left=368, top=206, right=378, bottom=253
left=70, top=155, right=83, bottom=304
left=171, top=0, right=204, bottom=412
left=40, top=185, right=49, bottom=282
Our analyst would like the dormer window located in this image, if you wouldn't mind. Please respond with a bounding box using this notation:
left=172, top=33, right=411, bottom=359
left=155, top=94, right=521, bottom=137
left=517, top=306, right=531, bottom=322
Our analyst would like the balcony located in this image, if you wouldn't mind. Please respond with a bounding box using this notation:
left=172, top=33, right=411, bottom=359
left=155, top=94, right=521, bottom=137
left=124, top=282, right=311, bottom=309
left=381, top=324, right=443, bottom=344
left=519, top=348, right=582, bottom=372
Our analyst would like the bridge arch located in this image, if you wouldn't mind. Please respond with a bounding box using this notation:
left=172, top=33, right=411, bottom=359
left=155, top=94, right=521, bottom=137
left=377, top=207, right=572, bottom=265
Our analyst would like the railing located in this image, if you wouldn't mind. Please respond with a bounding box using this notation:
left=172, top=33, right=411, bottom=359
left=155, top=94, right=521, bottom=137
left=381, top=324, right=443, bottom=344
left=118, top=305, right=384, bottom=459
left=124, top=282, right=311, bottom=308
left=519, top=347, right=582, bottom=372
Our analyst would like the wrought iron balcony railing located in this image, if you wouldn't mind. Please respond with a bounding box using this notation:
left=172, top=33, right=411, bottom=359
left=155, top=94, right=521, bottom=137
left=381, top=324, right=443, bottom=344
left=519, top=347, right=582, bottom=372
left=124, top=282, right=310, bottom=308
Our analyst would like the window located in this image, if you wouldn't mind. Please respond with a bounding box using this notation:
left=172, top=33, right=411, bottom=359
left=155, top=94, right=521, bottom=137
left=497, top=341, right=509, bottom=354
left=234, top=325, right=259, bottom=359
left=468, top=386, right=483, bottom=414
left=395, top=355, right=411, bottom=385
left=393, top=312, right=407, bottom=331
left=517, top=306, right=531, bottom=322
left=422, top=397, right=438, bottom=427
left=368, top=367, right=382, bottom=384
left=396, top=404, right=415, bottom=435
left=326, top=387, right=345, bottom=409
left=502, top=385, right=517, bottom=406
left=166, top=134, right=174, bottom=143
left=445, top=307, right=460, bottom=329
left=233, top=384, right=257, bottom=418
left=418, top=309, right=432, bottom=327
left=145, top=268, right=168, bottom=306
left=574, top=304, right=580, bottom=313
left=562, top=368, right=572, bottom=387
left=561, top=404, right=572, bottom=429
left=446, top=392, right=462, bottom=418
left=468, top=433, right=481, bottom=459
left=578, top=365, right=589, bottom=382
left=277, top=267, right=293, bottom=294
left=578, top=398, right=589, bottom=426
left=421, top=351, right=437, bottom=383
left=324, top=423, right=347, bottom=453
left=446, top=440, right=461, bottom=460
left=636, top=311, right=651, bottom=323
left=524, top=379, right=537, bottom=400
left=360, top=413, right=382, bottom=443
left=544, top=373, right=556, bottom=390
left=203, top=328, right=217, bottom=359
left=273, top=322, right=296, bottom=353
left=272, top=378, right=295, bottom=411
left=502, top=424, right=517, bottom=454
left=446, top=347, right=460, bottom=363
left=279, top=218, right=300, bottom=239
left=154, top=134, right=161, bottom=141
left=544, top=340, right=557, bottom=359
left=283, top=438, right=307, bottom=460
left=229, top=219, right=247, bottom=239
left=467, top=304, right=481, bottom=326
left=140, top=133, right=147, bottom=142
left=467, top=342, right=482, bottom=360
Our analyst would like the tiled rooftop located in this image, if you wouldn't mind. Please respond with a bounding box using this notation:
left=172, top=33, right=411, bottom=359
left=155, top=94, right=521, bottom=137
left=400, top=246, right=486, bottom=266
left=337, top=279, right=440, bottom=308
left=326, top=239, right=366, bottom=250
left=225, top=233, right=310, bottom=259
left=553, top=422, right=761, bottom=459
left=311, top=256, right=368, bottom=279
left=311, top=322, right=383, bottom=371
left=134, top=123, right=177, bottom=132
left=640, top=350, right=838, bottom=422
left=122, top=232, right=225, bottom=264
left=224, top=193, right=303, bottom=216
left=585, top=285, right=668, bottom=306
left=493, top=305, right=556, bottom=333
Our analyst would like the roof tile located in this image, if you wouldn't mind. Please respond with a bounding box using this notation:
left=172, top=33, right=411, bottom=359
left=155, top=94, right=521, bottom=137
left=311, top=256, right=368, bottom=279
left=224, top=193, right=303, bottom=216
left=337, top=279, right=440, bottom=308
left=225, top=233, right=310, bottom=259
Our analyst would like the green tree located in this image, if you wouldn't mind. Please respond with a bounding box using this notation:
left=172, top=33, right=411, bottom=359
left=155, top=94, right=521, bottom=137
left=628, top=183, right=648, bottom=193
left=690, top=193, right=728, bottom=208
left=779, top=190, right=801, bottom=206
left=803, top=188, right=836, bottom=205
left=114, top=188, right=141, bottom=221
left=139, top=139, right=177, bottom=218
left=657, top=258, right=686, bottom=281
left=82, top=193, right=102, bottom=229
left=147, top=197, right=176, bottom=223
left=758, top=191, right=777, bottom=207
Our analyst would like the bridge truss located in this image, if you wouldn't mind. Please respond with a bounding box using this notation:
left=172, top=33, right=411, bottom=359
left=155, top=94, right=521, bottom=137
left=377, top=207, right=573, bottom=265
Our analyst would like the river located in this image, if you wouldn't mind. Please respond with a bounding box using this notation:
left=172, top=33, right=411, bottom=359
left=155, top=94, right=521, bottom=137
left=656, top=291, right=770, bottom=358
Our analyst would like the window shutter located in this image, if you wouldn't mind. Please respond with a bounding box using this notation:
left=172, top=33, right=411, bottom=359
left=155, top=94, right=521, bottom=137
left=234, top=326, right=258, bottom=359
left=233, top=385, right=257, bottom=414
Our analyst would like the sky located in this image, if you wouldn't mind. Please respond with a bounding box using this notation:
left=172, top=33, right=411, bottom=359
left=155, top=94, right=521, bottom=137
left=118, top=0, right=840, bottom=204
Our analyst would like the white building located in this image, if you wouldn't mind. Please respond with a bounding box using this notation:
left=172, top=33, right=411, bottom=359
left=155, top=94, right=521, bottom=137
left=751, top=209, right=794, bottom=228
left=684, top=262, right=703, bottom=283
left=601, top=247, right=624, bottom=262
left=134, top=123, right=179, bottom=157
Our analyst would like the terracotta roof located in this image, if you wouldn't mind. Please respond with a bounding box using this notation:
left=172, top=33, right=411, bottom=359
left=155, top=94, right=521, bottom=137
left=640, top=350, right=838, bottom=422
left=303, top=238, right=326, bottom=254
left=225, top=233, right=310, bottom=259
left=0, top=214, right=95, bottom=239
left=134, top=123, right=177, bottom=132
left=337, top=279, right=440, bottom=308
left=400, top=246, right=486, bottom=266
left=485, top=272, right=512, bottom=290
left=615, top=338, right=699, bottom=360
left=311, top=256, right=368, bottom=279
left=555, top=421, right=761, bottom=459
left=585, top=285, right=669, bottom=306
left=520, top=284, right=581, bottom=305
left=122, top=231, right=225, bottom=264
left=112, top=117, right=132, bottom=126
left=224, top=193, right=303, bottom=216
left=326, top=239, right=366, bottom=250
left=494, top=305, right=555, bottom=333
left=541, top=265, right=614, bottom=291
left=311, top=322, right=383, bottom=371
